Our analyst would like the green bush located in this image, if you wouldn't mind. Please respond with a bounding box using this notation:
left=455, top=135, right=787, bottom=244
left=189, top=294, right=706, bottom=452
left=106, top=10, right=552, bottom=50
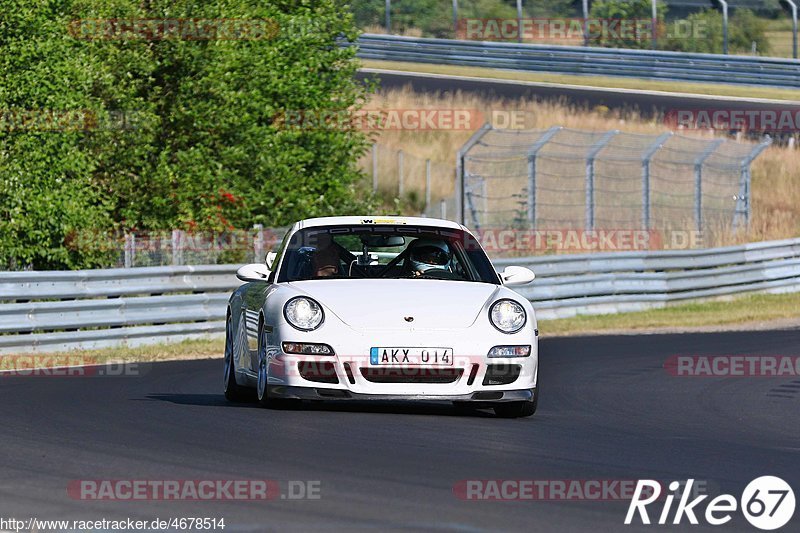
left=0, top=0, right=372, bottom=270
left=588, top=0, right=666, bottom=50
left=663, top=8, right=770, bottom=55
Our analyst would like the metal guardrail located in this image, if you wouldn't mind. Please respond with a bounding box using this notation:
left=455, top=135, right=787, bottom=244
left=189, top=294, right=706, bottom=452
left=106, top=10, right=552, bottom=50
left=0, top=265, right=239, bottom=355
left=0, top=237, right=799, bottom=354
left=354, top=34, right=800, bottom=88
left=495, top=237, right=800, bottom=318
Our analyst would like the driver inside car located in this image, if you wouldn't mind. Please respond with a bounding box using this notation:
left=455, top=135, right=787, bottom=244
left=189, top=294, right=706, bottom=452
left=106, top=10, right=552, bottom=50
left=311, top=233, right=340, bottom=278
left=406, top=239, right=452, bottom=276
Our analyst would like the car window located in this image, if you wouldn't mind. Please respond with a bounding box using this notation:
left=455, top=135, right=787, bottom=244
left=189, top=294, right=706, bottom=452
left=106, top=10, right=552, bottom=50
left=277, top=225, right=499, bottom=284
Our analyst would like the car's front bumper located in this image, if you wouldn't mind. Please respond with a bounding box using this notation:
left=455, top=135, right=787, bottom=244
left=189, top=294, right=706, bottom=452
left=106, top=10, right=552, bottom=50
left=264, top=321, right=538, bottom=397
left=268, top=385, right=535, bottom=404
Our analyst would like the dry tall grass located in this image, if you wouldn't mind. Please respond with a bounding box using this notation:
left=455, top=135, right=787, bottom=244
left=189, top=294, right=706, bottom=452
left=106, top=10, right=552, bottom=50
left=361, top=87, right=800, bottom=246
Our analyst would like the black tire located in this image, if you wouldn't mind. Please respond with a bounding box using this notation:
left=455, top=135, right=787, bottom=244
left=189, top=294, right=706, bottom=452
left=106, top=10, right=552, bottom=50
left=223, top=315, right=250, bottom=402
left=494, top=389, right=537, bottom=418
left=256, top=320, right=272, bottom=407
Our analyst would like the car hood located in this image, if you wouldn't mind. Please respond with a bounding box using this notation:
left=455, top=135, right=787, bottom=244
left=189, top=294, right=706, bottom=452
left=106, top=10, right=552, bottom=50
left=287, top=279, right=501, bottom=330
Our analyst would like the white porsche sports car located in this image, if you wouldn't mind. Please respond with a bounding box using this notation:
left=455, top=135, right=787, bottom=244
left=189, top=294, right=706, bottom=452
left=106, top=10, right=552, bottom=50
left=223, top=216, right=539, bottom=417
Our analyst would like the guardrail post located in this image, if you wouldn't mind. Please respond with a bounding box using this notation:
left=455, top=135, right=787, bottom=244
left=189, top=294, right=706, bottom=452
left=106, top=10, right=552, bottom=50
left=425, top=159, right=431, bottom=212
left=385, top=0, right=391, bottom=33
left=452, top=0, right=458, bottom=35
left=372, top=143, right=378, bottom=192
left=585, top=130, right=618, bottom=231
left=693, top=139, right=723, bottom=233
left=734, top=136, right=772, bottom=230
left=456, top=123, right=492, bottom=225
left=641, top=132, right=672, bottom=230
left=124, top=234, right=135, bottom=268
left=516, top=0, right=523, bottom=43
left=527, top=126, right=561, bottom=227
left=171, top=229, right=184, bottom=266
left=397, top=149, right=404, bottom=197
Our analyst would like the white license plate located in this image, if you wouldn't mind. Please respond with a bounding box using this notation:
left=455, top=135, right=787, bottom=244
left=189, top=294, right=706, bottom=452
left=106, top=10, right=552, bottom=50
left=370, top=347, right=454, bottom=366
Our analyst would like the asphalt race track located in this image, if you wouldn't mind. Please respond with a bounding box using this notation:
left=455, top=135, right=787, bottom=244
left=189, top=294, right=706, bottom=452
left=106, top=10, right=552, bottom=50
left=1, top=329, right=799, bottom=532
left=358, top=69, right=800, bottom=127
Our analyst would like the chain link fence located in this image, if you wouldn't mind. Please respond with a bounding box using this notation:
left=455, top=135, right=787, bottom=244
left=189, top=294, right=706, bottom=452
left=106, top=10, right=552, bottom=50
left=362, top=143, right=456, bottom=219
left=457, top=125, right=770, bottom=240
left=64, top=227, right=290, bottom=269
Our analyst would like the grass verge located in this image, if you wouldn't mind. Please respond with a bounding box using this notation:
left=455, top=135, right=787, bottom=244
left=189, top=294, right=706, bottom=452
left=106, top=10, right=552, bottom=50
left=540, top=291, right=800, bottom=336
left=1, top=337, right=224, bottom=370
left=361, top=59, right=800, bottom=102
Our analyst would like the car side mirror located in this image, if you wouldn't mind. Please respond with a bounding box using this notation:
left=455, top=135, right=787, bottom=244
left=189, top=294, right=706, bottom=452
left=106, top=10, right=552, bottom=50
left=500, top=266, right=535, bottom=286
left=237, top=263, right=272, bottom=283
left=266, top=251, right=277, bottom=269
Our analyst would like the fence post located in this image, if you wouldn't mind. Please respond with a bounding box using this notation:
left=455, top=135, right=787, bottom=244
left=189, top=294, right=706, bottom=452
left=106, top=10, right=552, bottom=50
left=641, top=132, right=672, bottom=230
left=516, top=0, right=523, bottom=43
left=372, top=143, right=378, bottom=192
left=465, top=187, right=480, bottom=229
left=452, top=0, right=458, bottom=35
left=527, top=126, right=561, bottom=228
left=253, top=224, right=264, bottom=263
left=425, top=159, right=431, bottom=212
left=720, top=0, right=729, bottom=54
left=734, top=136, right=772, bottom=230
left=385, top=0, right=391, bottom=33
left=171, top=229, right=184, bottom=266
left=582, top=0, right=589, bottom=46
left=585, top=130, right=618, bottom=231
left=786, top=0, right=798, bottom=59
left=693, top=139, right=723, bottom=233
left=397, top=150, right=404, bottom=197
left=456, top=123, right=492, bottom=225
left=651, top=0, right=658, bottom=50
left=124, top=233, right=135, bottom=268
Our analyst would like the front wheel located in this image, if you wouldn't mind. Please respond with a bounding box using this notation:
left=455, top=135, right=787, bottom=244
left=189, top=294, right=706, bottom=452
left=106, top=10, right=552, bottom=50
left=223, top=315, right=250, bottom=402
left=494, top=389, right=537, bottom=418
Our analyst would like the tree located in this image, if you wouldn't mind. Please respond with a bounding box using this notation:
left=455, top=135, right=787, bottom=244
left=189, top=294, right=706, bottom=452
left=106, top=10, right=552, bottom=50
left=0, top=0, right=372, bottom=269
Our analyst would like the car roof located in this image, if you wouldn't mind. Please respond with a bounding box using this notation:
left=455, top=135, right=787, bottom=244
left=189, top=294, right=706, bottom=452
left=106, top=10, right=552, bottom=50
left=296, top=216, right=467, bottom=231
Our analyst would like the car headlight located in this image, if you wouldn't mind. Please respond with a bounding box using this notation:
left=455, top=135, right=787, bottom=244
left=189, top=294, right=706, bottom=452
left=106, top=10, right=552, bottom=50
left=489, top=299, right=527, bottom=333
left=284, top=297, right=324, bottom=331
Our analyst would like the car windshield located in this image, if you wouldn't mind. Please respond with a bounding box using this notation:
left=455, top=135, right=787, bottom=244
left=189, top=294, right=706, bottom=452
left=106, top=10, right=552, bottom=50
left=277, top=225, right=500, bottom=284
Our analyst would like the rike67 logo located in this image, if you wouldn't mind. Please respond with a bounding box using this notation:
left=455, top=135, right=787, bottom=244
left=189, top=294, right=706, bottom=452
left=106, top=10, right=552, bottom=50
left=626, top=477, right=795, bottom=530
